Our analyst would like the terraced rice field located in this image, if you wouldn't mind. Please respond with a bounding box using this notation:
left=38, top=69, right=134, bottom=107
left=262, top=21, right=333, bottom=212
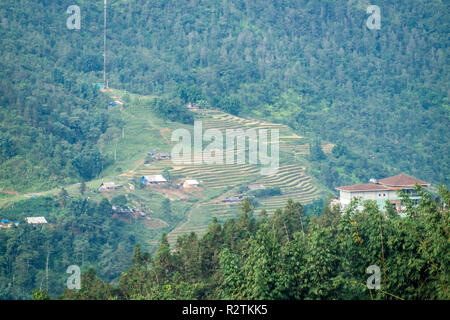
left=161, top=110, right=322, bottom=246
left=109, top=100, right=322, bottom=247
left=254, top=164, right=318, bottom=213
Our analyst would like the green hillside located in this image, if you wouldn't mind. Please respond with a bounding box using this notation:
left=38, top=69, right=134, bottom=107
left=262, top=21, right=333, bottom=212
left=0, top=0, right=448, bottom=194
left=0, top=0, right=448, bottom=301
left=0, top=87, right=327, bottom=298
left=72, top=89, right=326, bottom=245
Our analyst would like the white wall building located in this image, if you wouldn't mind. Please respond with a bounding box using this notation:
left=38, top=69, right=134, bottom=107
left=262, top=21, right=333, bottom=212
left=183, top=179, right=200, bottom=188
left=26, top=217, right=48, bottom=224
left=336, top=174, right=430, bottom=212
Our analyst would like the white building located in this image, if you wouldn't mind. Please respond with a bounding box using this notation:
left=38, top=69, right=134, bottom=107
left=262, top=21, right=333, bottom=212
left=26, top=217, right=48, bottom=224
left=142, top=175, right=167, bottom=184
left=336, top=174, right=430, bottom=212
left=183, top=179, right=199, bottom=188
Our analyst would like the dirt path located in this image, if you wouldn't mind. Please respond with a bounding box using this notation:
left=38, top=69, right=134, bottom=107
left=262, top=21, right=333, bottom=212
left=169, top=201, right=202, bottom=235
left=159, top=128, right=171, bottom=145
left=0, top=190, right=19, bottom=196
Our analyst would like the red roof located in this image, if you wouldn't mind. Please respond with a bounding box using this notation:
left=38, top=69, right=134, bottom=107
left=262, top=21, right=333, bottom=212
left=336, top=174, right=430, bottom=192
left=336, top=184, right=391, bottom=192
left=377, top=174, right=430, bottom=187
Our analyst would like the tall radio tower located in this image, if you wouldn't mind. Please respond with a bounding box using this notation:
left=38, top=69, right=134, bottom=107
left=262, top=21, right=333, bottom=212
left=103, top=0, right=107, bottom=89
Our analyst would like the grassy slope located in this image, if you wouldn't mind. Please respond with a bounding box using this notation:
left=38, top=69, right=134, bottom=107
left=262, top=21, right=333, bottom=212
left=0, top=88, right=329, bottom=247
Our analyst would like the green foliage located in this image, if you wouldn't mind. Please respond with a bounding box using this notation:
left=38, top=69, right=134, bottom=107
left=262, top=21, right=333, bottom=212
left=0, top=0, right=448, bottom=301
left=309, top=139, right=326, bottom=161
left=249, top=187, right=281, bottom=198
left=60, top=268, right=113, bottom=300
left=162, top=168, right=171, bottom=182
left=32, top=289, right=51, bottom=300
left=64, top=185, right=449, bottom=300
left=218, top=96, right=241, bottom=116
left=0, top=0, right=447, bottom=192
left=0, top=196, right=138, bottom=299
left=111, top=195, right=128, bottom=208
left=332, top=144, right=347, bottom=159
left=179, top=85, right=203, bottom=104
left=151, top=98, right=194, bottom=124
left=79, top=181, right=86, bottom=196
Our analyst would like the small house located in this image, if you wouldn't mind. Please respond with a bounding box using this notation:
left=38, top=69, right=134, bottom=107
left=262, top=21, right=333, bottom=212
left=183, top=179, right=199, bottom=189
left=99, top=182, right=122, bottom=191
left=26, top=217, right=48, bottom=224
left=141, top=175, right=167, bottom=185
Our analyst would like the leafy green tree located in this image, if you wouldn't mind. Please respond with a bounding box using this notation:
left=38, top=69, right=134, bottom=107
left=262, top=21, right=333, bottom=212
left=179, top=85, right=203, bottom=103
left=66, top=268, right=112, bottom=300
left=32, top=289, right=51, bottom=300
left=162, top=168, right=171, bottom=182
left=72, top=148, right=104, bottom=180
left=152, top=234, right=176, bottom=285
left=118, top=244, right=152, bottom=299
left=219, top=96, right=241, bottom=115
left=111, top=195, right=128, bottom=209
left=332, top=143, right=347, bottom=158
left=309, top=139, right=326, bottom=161
left=79, top=181, right=86, bottom=196
left=98, top=198, right=113, bottom=215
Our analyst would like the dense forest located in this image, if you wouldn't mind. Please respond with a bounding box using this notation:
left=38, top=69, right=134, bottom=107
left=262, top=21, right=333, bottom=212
left=0, top=0, right=449, bottom=192
left=26, top=185, right=446, bottom=300
left=0, top=0, right=448, bottom=301
left=0, top=194, right=136, bottom=299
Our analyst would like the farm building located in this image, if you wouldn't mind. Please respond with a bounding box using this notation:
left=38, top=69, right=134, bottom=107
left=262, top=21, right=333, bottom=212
left=142, top=175, right=167, bottom=185
left=151, top=153, right=171, bottom=161
left=99, top=182, right=122, bottom=191
left=183, top=179, right=200, bottom=188
left=26, top=217, right=48, bottom=224
left=336, top=174, right=430, bottom=212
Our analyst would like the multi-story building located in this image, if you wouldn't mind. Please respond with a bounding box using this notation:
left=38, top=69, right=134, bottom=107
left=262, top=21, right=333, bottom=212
left=336, top=174, right=430, bottom=212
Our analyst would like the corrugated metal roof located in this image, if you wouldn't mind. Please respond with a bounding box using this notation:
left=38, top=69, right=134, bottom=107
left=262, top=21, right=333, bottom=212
left=143, top=175, right=167, bottom=182
left=26, top=217, right=47, bottom=224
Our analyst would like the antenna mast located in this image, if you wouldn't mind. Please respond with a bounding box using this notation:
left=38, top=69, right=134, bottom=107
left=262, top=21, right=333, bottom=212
left=103, top=0, right=107, bottom=89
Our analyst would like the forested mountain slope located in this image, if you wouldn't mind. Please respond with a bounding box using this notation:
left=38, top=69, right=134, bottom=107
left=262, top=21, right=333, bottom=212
left=102, top=0, right=450, bottom=187
left=0, top=1, right=110, bottom=191
left=0, top=0, right=448, bottom=190
left=0, top=0, right=448, bottom=301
